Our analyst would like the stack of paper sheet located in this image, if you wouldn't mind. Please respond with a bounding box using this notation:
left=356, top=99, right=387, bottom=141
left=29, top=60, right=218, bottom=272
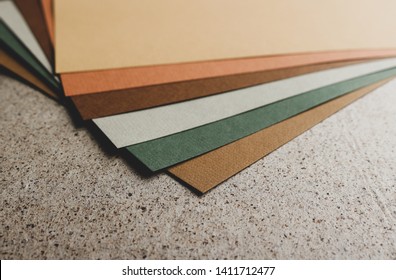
left=2, top=0, right=396, bottom=194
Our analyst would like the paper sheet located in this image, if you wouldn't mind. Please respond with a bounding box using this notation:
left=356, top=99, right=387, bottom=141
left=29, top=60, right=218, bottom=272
left=126, top=67, right=396, bottom=171
left=61, top=50, right=396, bottom=96
left=94, top=58, right=396, bottom=148
left=14, top=0, right=53, bottom=63
left=168, top=80, right=392, bottom=193
left=0, top=48, right=57, bottom=98
left=72, top=60, right=363, bottom=119
left=40, top=0, right=396, bottom=96
left=41, top=0, right=54, bottom=45
left=55, top=0, right=396, bottom=73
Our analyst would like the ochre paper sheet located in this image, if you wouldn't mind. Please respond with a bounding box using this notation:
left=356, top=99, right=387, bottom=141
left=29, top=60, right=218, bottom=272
left=169, top=80, right=392, bottom=193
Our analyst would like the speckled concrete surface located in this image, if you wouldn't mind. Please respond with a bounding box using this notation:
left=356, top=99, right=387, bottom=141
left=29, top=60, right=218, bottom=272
left=1, top=74, right=396, bottom=259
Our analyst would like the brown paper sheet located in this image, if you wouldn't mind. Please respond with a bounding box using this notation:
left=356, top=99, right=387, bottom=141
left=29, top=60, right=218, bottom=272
left=168, top=79, right=392, bottom=193
left=72, top=60, right=366, bottom=120
left=0, top=48, right=58, bottom=99
left=14, top=0, right=53, bottom=63
left=40, top=0, right=396, bottom=96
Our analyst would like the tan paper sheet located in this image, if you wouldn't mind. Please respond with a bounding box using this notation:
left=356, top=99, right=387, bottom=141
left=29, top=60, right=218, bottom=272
left=168, top=79, right=391, bottom=193
left=55, top=0, right=396, bottom=73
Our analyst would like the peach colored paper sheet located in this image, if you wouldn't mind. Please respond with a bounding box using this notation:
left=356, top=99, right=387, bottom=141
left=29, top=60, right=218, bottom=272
left=54, top=0, right=396, bottom=73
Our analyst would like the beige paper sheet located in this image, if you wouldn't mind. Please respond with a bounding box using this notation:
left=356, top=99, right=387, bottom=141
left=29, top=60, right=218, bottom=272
left=55, top=0, right=396, bottom=73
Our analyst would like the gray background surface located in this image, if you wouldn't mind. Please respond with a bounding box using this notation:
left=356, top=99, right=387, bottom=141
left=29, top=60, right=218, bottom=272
left=1, top=74, right=395, bottom=259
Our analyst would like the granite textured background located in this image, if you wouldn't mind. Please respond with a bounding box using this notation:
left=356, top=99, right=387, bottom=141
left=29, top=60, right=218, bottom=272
left=1, top=74, right=395, bottom=259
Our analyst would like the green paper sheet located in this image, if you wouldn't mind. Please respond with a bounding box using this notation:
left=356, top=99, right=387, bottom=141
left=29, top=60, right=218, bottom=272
left=0, top=20, right=60, bottom=91
left=126, top=67, right=396, bottom=171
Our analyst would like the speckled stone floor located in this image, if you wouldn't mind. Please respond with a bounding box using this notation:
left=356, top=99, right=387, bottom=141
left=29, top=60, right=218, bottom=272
left=1, top=74, right=395, bottom=259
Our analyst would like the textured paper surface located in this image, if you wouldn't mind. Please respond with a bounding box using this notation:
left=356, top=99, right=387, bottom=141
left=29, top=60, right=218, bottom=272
left=169, top=80, right=391, bottom=193
left=72, top=60, right=363, bottom=120
left=0, top=21, right=60, bottom=91
left=127, top=67, right=396, bottom=171
left=0, top=48, right=57, bottom=98
left=14, top=0, right=53, bottom=63
left=55, top=0, right=396, bottom=73
left=0, top=1, right=52, bottom=73
left=39, top=0, right=396, bottom=96
left=94, top=58, right=396, bottom=148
